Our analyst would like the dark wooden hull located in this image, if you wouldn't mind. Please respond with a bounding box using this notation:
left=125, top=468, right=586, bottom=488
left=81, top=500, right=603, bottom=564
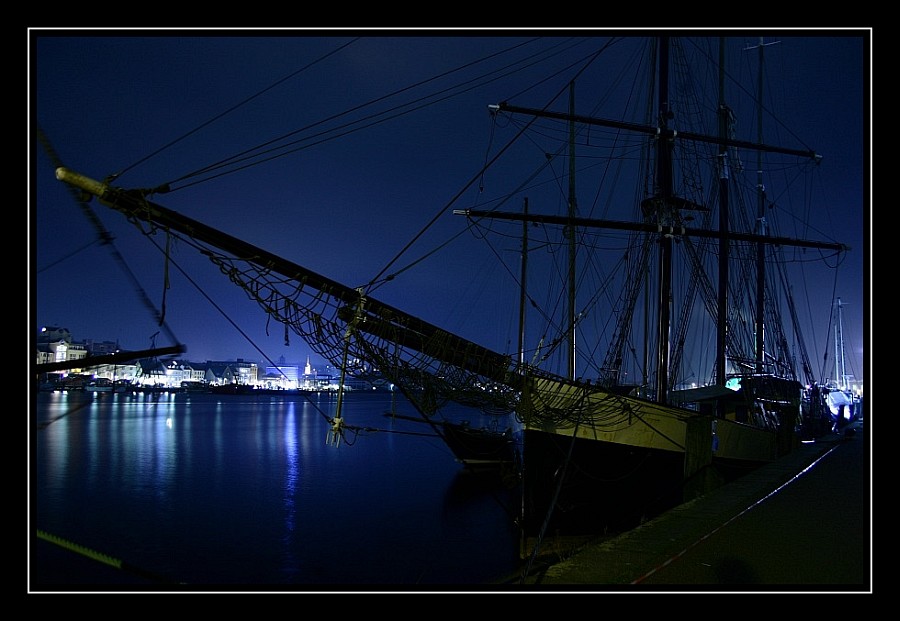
left=440, top=421, right=515, bottom=469
left=520, top=428, right=687, bottom=539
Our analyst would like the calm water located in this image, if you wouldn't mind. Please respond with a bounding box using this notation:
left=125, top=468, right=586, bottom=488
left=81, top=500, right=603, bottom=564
left=31, top=389, right=522, bottom=590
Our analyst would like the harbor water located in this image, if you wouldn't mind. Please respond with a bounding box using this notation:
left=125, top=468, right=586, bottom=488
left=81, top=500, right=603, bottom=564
left=31, top=389, right=523, bottom=590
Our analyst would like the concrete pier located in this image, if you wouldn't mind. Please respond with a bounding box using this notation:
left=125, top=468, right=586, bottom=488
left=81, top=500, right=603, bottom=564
left=503, top=418, right=869, bottom=591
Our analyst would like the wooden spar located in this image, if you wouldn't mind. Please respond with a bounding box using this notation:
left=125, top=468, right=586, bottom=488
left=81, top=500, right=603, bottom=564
left=55, top=167, right=518, bottom=386
left=494, top=103, right=822, bottom=161
left=453, top=208, right=849, bottom=253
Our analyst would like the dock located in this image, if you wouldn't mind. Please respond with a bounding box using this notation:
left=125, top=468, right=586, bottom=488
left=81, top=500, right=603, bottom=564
left=501, top=418, right=869, bottom=591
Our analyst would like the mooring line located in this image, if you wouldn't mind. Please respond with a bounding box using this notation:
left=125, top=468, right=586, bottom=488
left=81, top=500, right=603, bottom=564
left=36, top=530, right=183, bottom=585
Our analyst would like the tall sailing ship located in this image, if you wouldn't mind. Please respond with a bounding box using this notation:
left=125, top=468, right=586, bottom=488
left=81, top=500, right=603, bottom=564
left=48, top=35, right=854, bottom=552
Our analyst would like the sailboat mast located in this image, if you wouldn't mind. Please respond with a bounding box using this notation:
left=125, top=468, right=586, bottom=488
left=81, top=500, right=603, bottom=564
left=519, top=198, right=529, bottom=366
left=716, top=37, right=730, bottom=395
left=835, top=297, right=847, bottom=388
left=567, top=82, right=577, bottom=380
left=654, top=36, right=674, bottom=405
left=755, top=37, right=768, bottom=373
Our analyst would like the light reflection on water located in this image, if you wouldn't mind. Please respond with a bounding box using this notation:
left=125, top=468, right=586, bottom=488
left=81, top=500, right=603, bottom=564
left=33, top=390, right=520, bottom=587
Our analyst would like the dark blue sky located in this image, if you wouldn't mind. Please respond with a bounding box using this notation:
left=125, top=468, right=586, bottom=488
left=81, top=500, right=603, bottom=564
left=31, top=29, right=869, bottom=386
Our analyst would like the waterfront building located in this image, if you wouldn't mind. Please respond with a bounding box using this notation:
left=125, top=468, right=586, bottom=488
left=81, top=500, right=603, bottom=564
left=36, top=327, right=402, bottom=391
left=36, top=326, right=88, bottom=368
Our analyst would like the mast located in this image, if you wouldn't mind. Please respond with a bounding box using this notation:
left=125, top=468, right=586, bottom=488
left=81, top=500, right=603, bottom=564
left=519, top=198, right=528, bottom=366
left=747, top=36, right=780, bottom=374
left=834, top=297, right=847, bottom=389
left=755, top=37, right=767, bottom=373
left=716, top=37, right=730, bottom=399
left=566, top=82, right=577, bottom=380
left=654, top=35, right=674, bottom=405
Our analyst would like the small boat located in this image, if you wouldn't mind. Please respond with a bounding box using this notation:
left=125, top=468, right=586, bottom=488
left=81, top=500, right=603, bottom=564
left=180, top=380, right=209, bottom=393
left=822, top=298, right=863, bottom=431
left=85, top=378, right=113, bottom=392
left=822, top=382, right=859, bottom=431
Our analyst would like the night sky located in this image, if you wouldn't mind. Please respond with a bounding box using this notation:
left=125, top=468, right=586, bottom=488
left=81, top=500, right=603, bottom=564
left=30, top=29, right=869, bottom=386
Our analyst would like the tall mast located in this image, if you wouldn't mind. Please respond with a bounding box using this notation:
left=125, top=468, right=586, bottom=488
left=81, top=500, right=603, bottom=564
left=716, top=37, right=730, bottom=399
left=654, top=35, right=674, bottom=405
left=835, top=297, right=847, bottom=389
left=519, top=198, right=529, bottom=366
left=755, top=37, right=767, bottom=373
left=566, top=82, right=577, bottom=380
left=748, top=37, right=780, bottom=373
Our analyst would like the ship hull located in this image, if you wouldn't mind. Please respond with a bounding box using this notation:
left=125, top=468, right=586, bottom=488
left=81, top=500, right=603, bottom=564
left=520, top=428, right=687, bottom=538
left=440, top=421, right=515, bottom=469
left=517, top=377, right=784, bottom=540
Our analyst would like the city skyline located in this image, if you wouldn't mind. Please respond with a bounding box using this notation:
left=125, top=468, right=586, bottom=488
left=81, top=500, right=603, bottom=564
left=36, top=323, right=338, bottom=370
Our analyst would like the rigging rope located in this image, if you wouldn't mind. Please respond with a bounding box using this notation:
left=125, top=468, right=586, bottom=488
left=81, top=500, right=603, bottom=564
left=36, top=125, right=182, bottom=349
left=116, top=38, right=362, bottom=182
